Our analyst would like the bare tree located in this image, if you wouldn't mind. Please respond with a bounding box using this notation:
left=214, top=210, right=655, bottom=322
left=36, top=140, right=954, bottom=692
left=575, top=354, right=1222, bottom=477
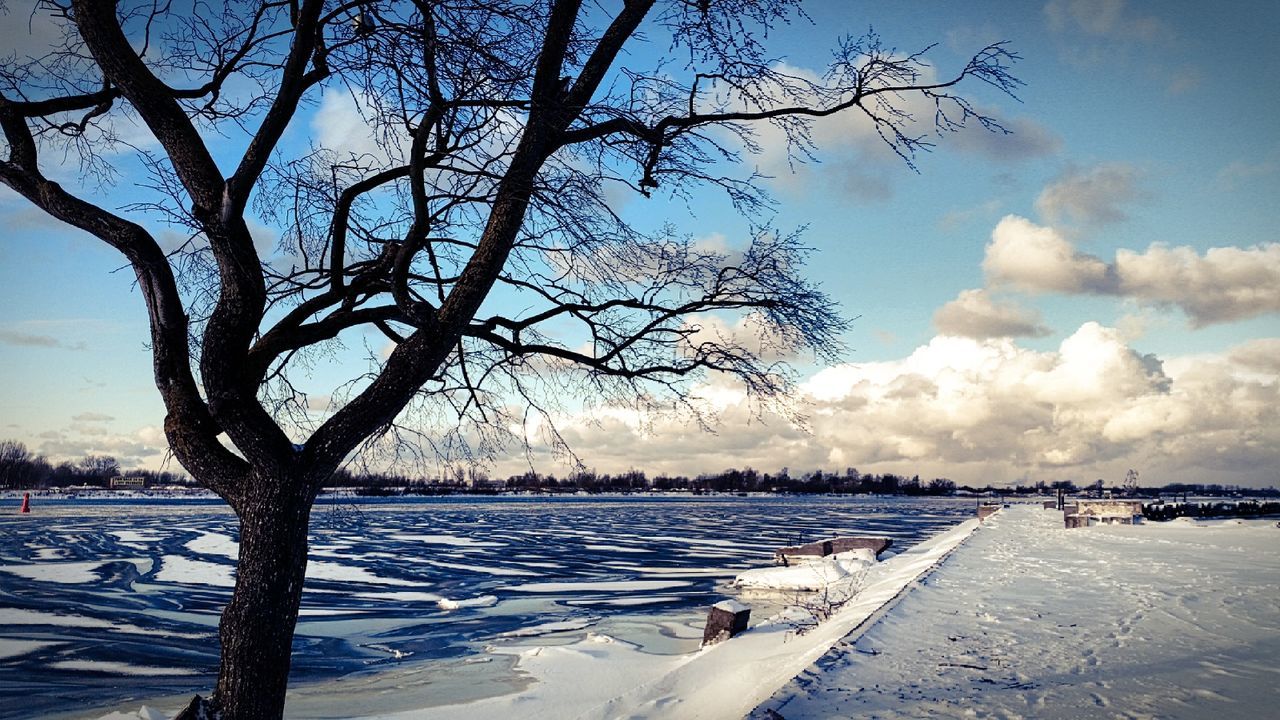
left=0, top=439, right=52, bottom=487
left=77, top=453, right=122, bottom=482
left=0, top=1, right=1019, bottom=717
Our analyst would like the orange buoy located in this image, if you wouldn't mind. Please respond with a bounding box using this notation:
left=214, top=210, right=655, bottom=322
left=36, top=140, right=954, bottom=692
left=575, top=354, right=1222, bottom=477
left=19, top=492, right=30, bottom=513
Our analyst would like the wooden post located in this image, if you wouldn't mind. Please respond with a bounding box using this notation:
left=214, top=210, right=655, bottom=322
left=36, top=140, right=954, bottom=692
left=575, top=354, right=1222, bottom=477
left=702, top=600, right=751, bottom=647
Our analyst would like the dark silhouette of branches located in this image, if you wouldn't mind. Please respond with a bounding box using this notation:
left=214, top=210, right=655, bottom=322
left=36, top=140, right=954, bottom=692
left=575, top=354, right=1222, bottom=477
left=0, top=2, right=1020, bottom=717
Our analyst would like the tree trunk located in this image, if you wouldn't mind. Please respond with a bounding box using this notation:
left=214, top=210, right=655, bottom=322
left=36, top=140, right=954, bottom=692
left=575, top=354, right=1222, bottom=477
left=211, top=482, right=315, bottom=720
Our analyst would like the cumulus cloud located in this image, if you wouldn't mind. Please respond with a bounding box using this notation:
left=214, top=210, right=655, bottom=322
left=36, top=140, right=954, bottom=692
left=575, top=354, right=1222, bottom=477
left=983, top=216, right=1280, bottom=326
left=933, top=289, right=1050, bottom=339
left=1035, top=163, right=1145, bottom=227
left=512, top=324, right=1278, bottom=488
left=983, top=215, right=1114, bottom=293
left=1113, top=243, right=1280, bottom=326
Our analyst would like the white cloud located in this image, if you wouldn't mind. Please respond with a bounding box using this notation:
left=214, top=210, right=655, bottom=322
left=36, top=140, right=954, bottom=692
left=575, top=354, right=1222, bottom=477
left=933, top=289, right=1050, bottom=339
left=983, top=216, right=1280, bottom=326
left=1035, top=162, right=1145, bottom=227
left=525, top=324, right=1278, bottom=487
left=1114, top=243, right=1280, bottom=327
left=311, top=88, right=410, bottom=164
left=983, top=215, right=1113, bottom=293
left=35, top=424, right=169, bottom=470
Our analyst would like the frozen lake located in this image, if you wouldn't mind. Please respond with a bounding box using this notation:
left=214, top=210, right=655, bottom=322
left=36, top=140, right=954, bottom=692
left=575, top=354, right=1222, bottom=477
left=0, top=495, right=974, bottom=719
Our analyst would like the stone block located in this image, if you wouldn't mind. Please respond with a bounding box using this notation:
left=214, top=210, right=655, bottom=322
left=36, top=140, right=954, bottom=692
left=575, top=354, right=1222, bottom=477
left=702, top=599, right=751, bottom=646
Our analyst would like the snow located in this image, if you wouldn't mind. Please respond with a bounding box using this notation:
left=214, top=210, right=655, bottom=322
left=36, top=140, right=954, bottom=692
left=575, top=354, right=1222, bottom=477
left=508, top=580, right=694, bottom=593
left=307, top=559, right=424, bottom=586
left=186, top=531, right=239, bottom=558
left=353, top=591, right=443, bottom=603
left=496, top=619, right=598, bottom=638
left=754, top=504, right=1280, bottom=719
left=389, top=533, right=505, bottom=548
left=732, top=548, right=878, bottom=591
left=320, top=518, right=979, bottom=720
left=0, top=608, right=207, bottom=639
left=155, top=554, right=236, bottom=587
left=0, top=640, right=61, bottom=659
left=306, top=507, right=1274, bottom=719
left=91, top=707, right=169, bottom=720
left=712, top=599, right=750, bottom=614
left=69, top=499, right=1280, bottom=720
left=436, top=595, right=499, bottom=610
left=0, top=558, right=151, bottom=584
left=49, top=659, right=200, bottom=676
left=429, top=559, right=539, bottom=576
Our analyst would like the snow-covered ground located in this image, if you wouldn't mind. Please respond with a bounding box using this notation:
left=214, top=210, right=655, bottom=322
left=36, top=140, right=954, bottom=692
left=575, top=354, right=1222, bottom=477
left=755, top=504, right=1280, bottom=719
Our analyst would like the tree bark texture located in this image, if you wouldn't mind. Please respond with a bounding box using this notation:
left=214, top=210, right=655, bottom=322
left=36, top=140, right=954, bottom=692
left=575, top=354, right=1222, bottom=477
left=212, top=479, right=314, bottom=720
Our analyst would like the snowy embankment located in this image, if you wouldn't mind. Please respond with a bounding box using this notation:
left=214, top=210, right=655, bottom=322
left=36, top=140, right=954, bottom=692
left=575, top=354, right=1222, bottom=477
left=732, top=547, right=878, bottom=591
left=753, top=505, right=1280, bottom=719
left=322, top=518, right=979, bottom=720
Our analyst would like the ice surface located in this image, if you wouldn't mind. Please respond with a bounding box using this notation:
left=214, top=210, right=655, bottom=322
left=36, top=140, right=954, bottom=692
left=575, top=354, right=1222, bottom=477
left=353, top=591, right=443, bottom=603
left=49, top=660, right=199, bottom=676
left=0, top=557, right=151, bottom=584
left=0, top=607, right=207, bottom=639
left=0, top=640, right=61, bottom=659
left=437, top=595, right=499, bottom=610
left=496, top=619, right=597, bottom=638
left=186, top=531, right=238, bottom=558
left=109, top=530, right=164, bottom=544
left=711, top=599, right=750, bottom=614
left=509, top=580, right=693, bottom=593
left=319, top=516, right=978, bottom=720
left=429, top=560, right=538, bottom=576
left=11, top=495, right=974, bottom=719
left=307, top=559, right=424, bottom=586
left=155, top=554, right=236, bottom=587
left=389, top=533, right=505, bottom=548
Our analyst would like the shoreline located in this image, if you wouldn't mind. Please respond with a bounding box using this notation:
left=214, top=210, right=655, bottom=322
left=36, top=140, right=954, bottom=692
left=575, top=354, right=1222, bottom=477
left=83, top=514, right=983, bottom=720
left=40, top=503, right=1280, bottom=720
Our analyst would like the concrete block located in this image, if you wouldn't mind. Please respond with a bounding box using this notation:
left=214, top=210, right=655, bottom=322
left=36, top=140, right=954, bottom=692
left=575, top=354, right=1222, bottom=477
left=702, top=599, right=751, bottom=646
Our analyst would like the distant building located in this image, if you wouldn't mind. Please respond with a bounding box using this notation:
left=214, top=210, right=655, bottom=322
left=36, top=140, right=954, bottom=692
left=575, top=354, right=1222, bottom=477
left=1064, top=499, right=1143, bottom=528
left=110, top=476, right=147, bottom=489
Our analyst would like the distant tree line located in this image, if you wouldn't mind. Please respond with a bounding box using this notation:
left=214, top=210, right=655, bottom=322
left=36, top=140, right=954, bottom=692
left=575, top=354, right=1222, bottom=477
left=0, top=440, right=190, bottom=489
left=1002, top=478, right=1279, bottom=499
left=1143, top=500, right=1280, bottom=521
left=324, top=466, right=964, bottom=496
left=4, top=438, right=1275, bottom=498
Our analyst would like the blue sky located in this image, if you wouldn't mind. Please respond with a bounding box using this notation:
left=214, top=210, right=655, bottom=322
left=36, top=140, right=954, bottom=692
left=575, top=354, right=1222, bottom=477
left=2, top=0, right=1277, bottom=487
